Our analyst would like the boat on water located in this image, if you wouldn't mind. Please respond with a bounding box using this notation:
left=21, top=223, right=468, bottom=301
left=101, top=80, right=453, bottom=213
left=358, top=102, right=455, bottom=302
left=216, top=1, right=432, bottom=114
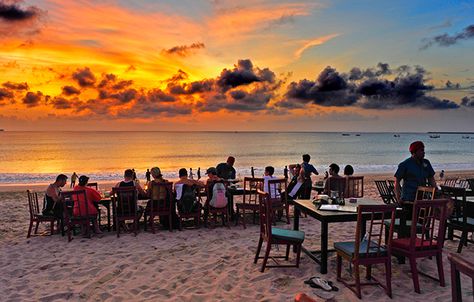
left=462, top=136, right=470, bottom=139
left=394, top=134, right=400, bottom=137
left=355, top=134, right=361, bottom=136
left=342, top=133, right=350, bottom=136
left=429, top=134, right=440, bottom=138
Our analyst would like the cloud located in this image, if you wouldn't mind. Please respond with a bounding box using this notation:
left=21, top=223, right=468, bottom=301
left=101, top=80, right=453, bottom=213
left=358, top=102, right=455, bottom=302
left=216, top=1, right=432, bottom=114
left=162, top=42, right=205, bottom=57
left=461, top=96, right=474, bottom=107
left=22, top=91, right=43, bottom=107
left=0, top=1, right=45, bottom=37
left=61, top=85, right=81, bottom=96
left=72, top=67, right=96, bottom=87
left=294, top=34, right=340, bottom=59
left=421, top=24, right=474, bottom=49
left=0, top=1, right=40, bottom=21
left=2, top=81, right=28, bottom=90
left=0, top=88, right=14, bottom=103
left=216, top=59, right=275, bottom=91
left=50, top=96, right=73, bottom=110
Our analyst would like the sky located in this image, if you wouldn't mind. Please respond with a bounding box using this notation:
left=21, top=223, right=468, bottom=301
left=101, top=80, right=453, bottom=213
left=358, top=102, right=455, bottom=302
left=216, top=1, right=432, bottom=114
left=0, top=0, right=473, bottom=132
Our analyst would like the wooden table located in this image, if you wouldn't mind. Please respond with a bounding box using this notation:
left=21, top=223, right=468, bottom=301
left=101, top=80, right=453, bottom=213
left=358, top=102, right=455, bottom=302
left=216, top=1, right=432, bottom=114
left=292, top=198, right=384, bottom=274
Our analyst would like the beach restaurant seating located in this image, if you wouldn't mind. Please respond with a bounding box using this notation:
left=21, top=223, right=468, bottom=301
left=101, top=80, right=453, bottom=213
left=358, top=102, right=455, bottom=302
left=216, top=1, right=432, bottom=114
left=334, top=204, right=396, bottom=299
left=26, top=190, right=59, bottom=238
left=144, top=181, right=174, bottom=233
left=441, top=185, right=473, bottom=253
left=204, top=180, right=230, bottom=228
left=345, top=176, right=364, bottom=198
left=374, top=180, right=396, bottom=204
left=235, top=177, right=263, bottom=229
left=325, top=177, right=346, bottom=199
left=254, top=190, right=304, bottom=272
left=112, top=187, right=140, bottom=237
left=175, top=184, right=202, bottom=230
left=265, top=178, right=290, bottom=224
left=62, top=190, right=93, bottom=242
left=391, top=199, right=448, bottom=294
left=448, top=252, right=474, bottom=302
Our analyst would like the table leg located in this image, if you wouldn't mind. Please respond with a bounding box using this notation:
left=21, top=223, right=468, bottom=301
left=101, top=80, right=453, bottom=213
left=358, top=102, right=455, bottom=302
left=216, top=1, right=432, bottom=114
left=227, top=194, right=235, bottom=220
left=321, top=221, right=328, bottom=274
left=106, top=203, right=111, bottom=232
left=293, top=206, right=300, bottom=231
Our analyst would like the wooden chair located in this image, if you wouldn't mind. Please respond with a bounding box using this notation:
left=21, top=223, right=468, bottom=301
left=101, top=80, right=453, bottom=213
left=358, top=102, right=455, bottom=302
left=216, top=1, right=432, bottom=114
left=415, top=186, right=436, bottom=201
left=375, top=180, right=396, bottom=204
left=175, top=184, right=202, bottom=229
left=467, top=178, right=474, bottom=190
left=235, top=177, right=263, bottom=228
left=441, top=185, right=473, bottom=253
left=254, top=190, right=304, bottom=272
left=391, top=199, right=448, bottom=294
left=62, top=190, right=93, bottom=242
left=265, top=178, right=289, bottom=224
left=345, top=176, right=364, bottom=198
left=335, top=204, right=396, bottom=299
left=325, top=177, right=347, bottom=199
left=448, top=252, right=474, bottom=302
left=112, top=187, right=140, bottom=237
left=86, top=182, right=98, bottom=190
left=26, top=190, right=59, bottom=238
left=144, top=182, right=174, bottom=233
left=444, top=178, right=459, bottom=187
left=204, top=180, right=230, bottom=228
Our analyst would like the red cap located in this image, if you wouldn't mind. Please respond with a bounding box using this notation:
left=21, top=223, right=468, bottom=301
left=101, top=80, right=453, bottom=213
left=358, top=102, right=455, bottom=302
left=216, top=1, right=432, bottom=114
left=409, top=141, right=424, bottom=153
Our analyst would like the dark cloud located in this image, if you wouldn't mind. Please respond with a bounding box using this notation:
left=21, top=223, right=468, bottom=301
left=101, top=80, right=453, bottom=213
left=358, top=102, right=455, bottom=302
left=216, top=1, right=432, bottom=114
left=225, top=89, right=271, bottom=111
left=72, top=67, right=96, bottom=87
left=61, top=85, right=81, bottom=96
left=216, top=59, right=275, bottom=91
left=168, top=79, right=215, bottom=95
left=421, top=24, right=474, bottom=49
left=50, top=96, right=73, bottom=110
left=461, top=96, right=474, bottom=107
left=0, top=87, right=14, bottom=100
left=2, top=81, right=28, bottom=90
left=100, top=88, right=137, bottom=104
left=147, top=89, right=175, bottom=103
left=22, top=91, right=43, bottom=107
left=162, top=42, right=205, bottom=57
left=0, top=2, right=39, bottom=21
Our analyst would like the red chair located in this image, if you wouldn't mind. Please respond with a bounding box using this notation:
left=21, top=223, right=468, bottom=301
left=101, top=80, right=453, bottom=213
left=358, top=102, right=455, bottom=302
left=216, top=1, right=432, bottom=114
left=235, top=177, right=263, bottom=229
left=204, top=181, right=230, bottom=228
left=264, top=178, right=290, bottom=224
left=345, top=176, right=364, bottom=198
left=26, top=190, right=59, bottom=238
left=62, top=190, right=93, bottom=242
left=254, top=190, right=304, bottom=272
left=391, top=199, right=448, bottom=293
left=448, top=252, right=474, bottom=302
left=112, top=187, right=140, bottom=237
left=144, top=181, right=174, bottom=233
left=335, top=204, right=396, bottom=299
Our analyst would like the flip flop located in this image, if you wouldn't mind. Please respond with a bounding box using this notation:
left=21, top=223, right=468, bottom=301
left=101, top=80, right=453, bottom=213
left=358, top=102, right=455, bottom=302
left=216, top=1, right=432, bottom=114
left=304, top=278, right=339, bottom=292
left=305, top=277, right=332, bottom=291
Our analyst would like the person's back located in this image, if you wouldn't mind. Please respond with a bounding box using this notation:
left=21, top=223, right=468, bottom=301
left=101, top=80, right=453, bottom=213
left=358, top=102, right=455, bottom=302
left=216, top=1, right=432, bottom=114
left=73, top=185, right=99, bottom=216
left=216, top=156, right=236, bottom=179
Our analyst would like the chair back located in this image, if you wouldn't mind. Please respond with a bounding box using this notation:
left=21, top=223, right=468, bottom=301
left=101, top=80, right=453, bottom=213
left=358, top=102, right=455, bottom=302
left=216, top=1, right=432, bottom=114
left=86, top=182, right=98, bottom=190
left=265, top=178, right=287, bottom=205
left=467, top=178, right=474, bottom=191
left=440, top=185, right=468, bottom=222
left=444, top=178, right=458, bottom=187
left=62, top=190, right=89, bottom=218
left=408, top=199, right=448, bottom=252
left=375, top=180, right=396, bottom=204
left=243, top=177, right=264, bottom=206
left=456, top=179, right=469, bottom=189
left=27, top=190, right=41, bottom=218
left=112, top=187, right=138, bottom=218
left=257, top=190, right=273, bottom=242
left=148, top=181, right=173, bottom=214
left=354, top=204, right=396, bottom=259
left=326, top=177, right=347, bottom=198
left=415, top=186, right=436, bottom=200
left=346, top=176, right=364, bottom=198
left=176, top=184, right=198, bottom=214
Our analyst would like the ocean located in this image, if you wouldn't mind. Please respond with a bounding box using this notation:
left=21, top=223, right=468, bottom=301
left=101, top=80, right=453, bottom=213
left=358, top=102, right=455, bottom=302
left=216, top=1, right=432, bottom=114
left=0, top=131, right=473, bottom=185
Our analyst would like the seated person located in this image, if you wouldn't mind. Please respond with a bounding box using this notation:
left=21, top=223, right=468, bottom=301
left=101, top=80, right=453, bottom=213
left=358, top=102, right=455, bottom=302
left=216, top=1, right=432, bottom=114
left=115, top=168, right=146, bottom=196
left=287, top=164, right=304, bottom=198
left=343, top=164, right=354, bottom=176
left=205, top=167, right=226, bottom=206
left=43, top=174, right=68, bottom=219
left=323, top=163, right=345, bottom=195
left=263, top=166, right=279, bottom=199
left=175, top=168, right=204, bottom=213
left=146, top=167, right=179, bottom=228
left=73, top=175, right=102, bottom=234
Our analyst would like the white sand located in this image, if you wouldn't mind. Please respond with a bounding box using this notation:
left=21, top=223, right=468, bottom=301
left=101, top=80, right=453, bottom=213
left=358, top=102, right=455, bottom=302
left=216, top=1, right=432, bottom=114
left=1, top=171, right=473, bottom=301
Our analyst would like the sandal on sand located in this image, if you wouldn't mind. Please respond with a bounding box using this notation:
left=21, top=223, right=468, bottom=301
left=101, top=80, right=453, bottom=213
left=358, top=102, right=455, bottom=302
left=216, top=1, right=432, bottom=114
left=304, top=277, right=338, bottom=292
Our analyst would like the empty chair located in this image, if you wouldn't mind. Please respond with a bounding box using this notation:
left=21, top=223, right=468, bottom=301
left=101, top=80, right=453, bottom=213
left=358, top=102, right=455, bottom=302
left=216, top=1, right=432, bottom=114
left=345, top=176, right=364, bottom=198
left=335, top=204, right=396, bottom=299
left=26, top=190, right=59, bottom=238
left=448, top=252, right=474, bottom=302
left=62, top=190, right=94, bottom=242
left=144, top=181, right=174, bottom=233
left=112, top=187, right=140, bottom=237
left=444, top=178, right=458, bottom=187
left=375, top=180, right=396, bottom=204
left=235, top=177, right=264, bottom=228
left=254, top=190, right=304, bottom=272
left=391, top=199, right=448, bottom=294
left=264, top=178, right=289, bottom=224
left=415, top=186, right=436, bottom=200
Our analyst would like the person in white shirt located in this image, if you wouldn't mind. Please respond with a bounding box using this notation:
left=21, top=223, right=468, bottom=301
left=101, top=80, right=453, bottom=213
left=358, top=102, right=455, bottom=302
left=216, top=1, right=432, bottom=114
left=263, top=166, right=280, bottom=199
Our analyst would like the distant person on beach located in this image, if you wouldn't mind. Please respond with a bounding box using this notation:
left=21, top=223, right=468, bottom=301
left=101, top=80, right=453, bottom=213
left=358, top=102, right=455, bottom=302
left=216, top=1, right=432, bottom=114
left=175, top=168, right=205, bottom=187
left=132, top=169, right=137, bottom=181
left=439, top=169, right=445, bottom=181
left=70, top=172, right=78, bottom=188
left=115, top=169, right=146, bottom=196
left=216, top=156, right=236, bottom=180
left=73, top=175, right=102, bottom=234
left=343, top=165, right=354, bottom=176
left=323, top=163, right=345, bottom=194
left=145, top=169, right=151, bottom=183
left=394, top=141, right=436, bottom=202
left=43, top=174, right=68, bottom=219
left=290, top=154, right=318, bottom=199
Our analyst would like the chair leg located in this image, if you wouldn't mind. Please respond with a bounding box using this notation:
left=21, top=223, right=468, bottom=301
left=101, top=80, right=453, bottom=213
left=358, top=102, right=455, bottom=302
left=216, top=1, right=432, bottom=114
left=336, top=254, right=342, bottom=279
left=354, top=263, right=362, bottom=299
left=409, top=256, right=420, bottom=293
left=296, top=244, right=301, bottom=268
left=34, top=221, right=40, bottom=234
left=27, top=219, right=34, bottom=238
left=143, top=214, right=147, bottom=231
left=168, top=213, right=172, bottom=232
left=436, top=252, right=445, bottom=287
left=457, top=230, right=467, bottom=253
left=385, top=259, right=392, bottom=298
left=50, top=220, right=55, bottom=236
left=254, top=237, right=263, bottom=264
left=286, top=205, right=290, bottom=224
left=285, top=244, right=290, bottom=261
left=366, top=264, right=372, bottom=280
left=150, top=214, right=155, bottom=234
left=261, top=243, right=272, bottom=272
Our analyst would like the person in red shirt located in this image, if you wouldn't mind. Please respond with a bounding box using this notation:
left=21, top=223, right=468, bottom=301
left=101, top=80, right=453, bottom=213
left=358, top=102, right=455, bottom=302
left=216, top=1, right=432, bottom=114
left=73, top=175, right=102, bottom=234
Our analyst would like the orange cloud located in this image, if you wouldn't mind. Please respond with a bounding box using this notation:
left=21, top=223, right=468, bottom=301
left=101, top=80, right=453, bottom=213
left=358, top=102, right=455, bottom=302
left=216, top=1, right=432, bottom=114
left=294, top=33, right=340, bottom=59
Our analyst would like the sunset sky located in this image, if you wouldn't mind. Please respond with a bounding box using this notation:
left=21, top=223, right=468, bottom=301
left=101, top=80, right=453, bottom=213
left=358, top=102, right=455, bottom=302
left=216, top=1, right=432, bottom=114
left=0, top=0, right=473, bottom=131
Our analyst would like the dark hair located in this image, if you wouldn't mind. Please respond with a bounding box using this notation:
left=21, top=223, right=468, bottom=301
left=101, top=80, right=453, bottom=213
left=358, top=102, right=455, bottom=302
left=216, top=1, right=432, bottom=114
left=124, top=169, right=134, bottom=178
left=227, top=156, right=235, bottom=164
left=265, top=166, right=275, bottom=176
left=302, top=154, right=310, bottom=162
left=179, top=168, right=188, bottom=178
left=329, top=163, right=340, bottom=174
left=343, top=165, right=354, bottom=176
left=56, top=174, right=68, bottom=182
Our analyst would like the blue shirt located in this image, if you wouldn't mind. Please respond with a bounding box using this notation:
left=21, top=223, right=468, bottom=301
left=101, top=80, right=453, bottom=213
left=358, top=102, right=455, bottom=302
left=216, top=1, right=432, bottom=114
left=394, top=157, right=435, bottom=201
left=302, top=162, right=318, bottom=180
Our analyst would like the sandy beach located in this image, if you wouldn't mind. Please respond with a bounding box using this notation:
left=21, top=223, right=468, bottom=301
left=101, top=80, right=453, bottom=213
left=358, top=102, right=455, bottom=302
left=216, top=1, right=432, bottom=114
left=1, top=171, right=473, bottom=301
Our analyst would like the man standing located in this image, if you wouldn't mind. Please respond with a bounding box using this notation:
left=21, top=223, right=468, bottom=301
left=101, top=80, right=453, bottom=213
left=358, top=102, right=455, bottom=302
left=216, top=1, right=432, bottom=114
left=291, top=154, right=318, bottom=199
left=394, top=141, right=436, bottom=203
left=145, top=169, right=151, bottom=183
left=70, top=172, right=78, bottom=188
left=216, top=156, right=236, bottom=180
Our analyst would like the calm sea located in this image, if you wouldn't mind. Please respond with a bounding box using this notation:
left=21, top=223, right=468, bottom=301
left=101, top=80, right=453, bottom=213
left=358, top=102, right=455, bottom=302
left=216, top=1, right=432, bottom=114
left=0, top=131, right=473, bottom=184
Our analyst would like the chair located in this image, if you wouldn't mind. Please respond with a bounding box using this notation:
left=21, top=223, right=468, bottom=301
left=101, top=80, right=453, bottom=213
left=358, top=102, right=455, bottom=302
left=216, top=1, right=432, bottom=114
left=335, top=204, right=396, bottom=299
left=176, top=184, right=202, bottom=229
left=415, top=186, right=436, bottom=200
left=254, top=190, right=304, bottom=272
left=375, top=180, right=396, bottom=204
left=391, top=199, right=448, bottom=294
left=441, top=185, right=473, bottom=253
left=143, top=181, right=174, bottom=233
left=448, top=252, right=474, bottom=302
left=86, top=182, right=98, bottom=190
left=235, top=177, right=264, bottom=228
left=325, top=177, right=347, bottom=199
left=26, top=190, right=59, bottom=238
left=345, top=176, right=364, bottom=198
left=265, top=178, right=289, bottom=224
left=62, top=190, right=93, bottom=242
left=112, top=187, right=140, bottom=237
left=444, top=178, right=459, bottom=187
left=204, top=180, right=230, bottom=228
left=467, top=178, right=474, bottom=190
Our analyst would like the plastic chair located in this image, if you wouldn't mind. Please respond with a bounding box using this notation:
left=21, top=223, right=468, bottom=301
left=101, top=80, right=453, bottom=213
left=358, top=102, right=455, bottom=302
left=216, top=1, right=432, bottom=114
left=335, top=204, right=396, bottom=299
left=391, top=199, right=448, bottom=294
left=254, top=190, right=304, bottom=272
left=235, top=177, right=263, bottom=228
left=26, top=190, right=59, bottom=238
left=112, top=187, right=140, bottom=237
left=144, top=182, right=174, bottom=233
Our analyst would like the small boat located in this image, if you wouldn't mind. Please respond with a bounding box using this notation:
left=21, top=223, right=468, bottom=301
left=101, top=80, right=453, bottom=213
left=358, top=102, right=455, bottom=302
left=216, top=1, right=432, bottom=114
left=342, top=133, right=350, bottom=136
left=429, top=134, right=440, bottom=138
left=355, top=134, right=360, bottom=136
left=394, top=134, right=400, bottom=137
left=462, top=136, right=470, bottom=139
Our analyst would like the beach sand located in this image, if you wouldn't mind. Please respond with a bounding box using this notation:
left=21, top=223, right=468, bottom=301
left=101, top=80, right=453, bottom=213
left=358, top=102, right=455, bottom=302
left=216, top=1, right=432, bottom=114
left=1, top=171, right=473, bottom=301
